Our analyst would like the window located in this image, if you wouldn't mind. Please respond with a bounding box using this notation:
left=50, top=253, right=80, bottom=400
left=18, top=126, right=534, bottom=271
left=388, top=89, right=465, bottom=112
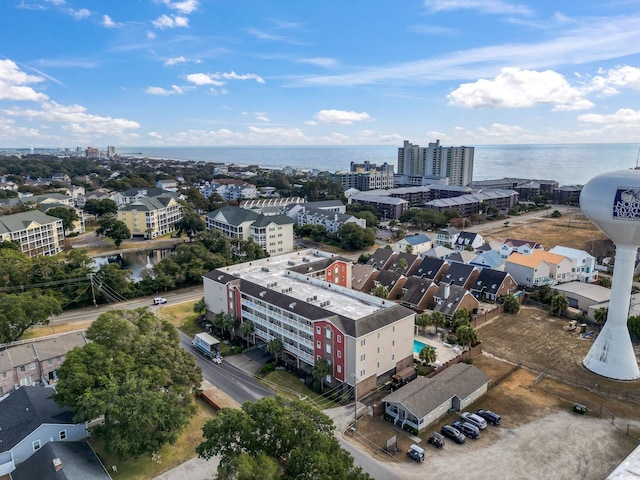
left=316, top=326, right=321, bottom=334
left=360, top=339, right=366, bottom=347
left=59, top=430, right=67, bottom=440
left=337, top=335, right=342, bottom=343
left=19, top=366, right=26, bottom=372
left=337, top=365, right=342, bottom=374
left=337, top=350, right=341, bottom=359
left=316, top=341, right=321, bottom=349
left=360, top=354, right=366, bottom=361
left=33, top=440, right=41, bottom=451
left=360, top=369, right=365, bottom=377
left=326, top=344, right=332, bottom=354
left=30, top=363, right=36, bottom=370
left=56, top=356, right=62, bottom=362
left=325, top=329, right=331, bottom=339
left=1, top=371, right=7, bottom=379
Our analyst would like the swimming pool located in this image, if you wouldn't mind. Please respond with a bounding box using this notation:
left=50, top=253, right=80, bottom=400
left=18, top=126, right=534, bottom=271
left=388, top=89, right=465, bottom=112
left=413, top=339, right=434, bottom=355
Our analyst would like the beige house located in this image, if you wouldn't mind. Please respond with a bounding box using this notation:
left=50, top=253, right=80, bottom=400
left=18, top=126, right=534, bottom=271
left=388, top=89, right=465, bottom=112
left=117, top=195, right=183, bottom=239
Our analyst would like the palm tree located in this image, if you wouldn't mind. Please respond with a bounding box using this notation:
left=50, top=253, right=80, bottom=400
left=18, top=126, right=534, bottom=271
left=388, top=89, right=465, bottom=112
left=430, top=311, right=446, bottom=336
left=238, top=320, right=255, bottom=347
left=267, top=337, right=284, bottom=365
left=503, top=294, right=520, bottom=314
left=311, top=358, right=331, bottom=393
left=594, top=307, right=608, bottom=324
left=373, top=284, right=389, bottom=299
left=416, top=313, right=430, bottom=335
left=419, top=345, right=437, bottom=365
left=193, top=297, right=206, bottom=319
left=456, top=325, right=478, bottom=351
left=549, top=295, right=569, bottom=317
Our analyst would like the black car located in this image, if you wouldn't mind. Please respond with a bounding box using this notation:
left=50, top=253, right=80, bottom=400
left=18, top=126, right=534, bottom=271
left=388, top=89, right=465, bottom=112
left=452, top=420, right=480, bottom=439
left=440, top=425, right=466, bottom=444
left=476, top=409, right=501, bottom=425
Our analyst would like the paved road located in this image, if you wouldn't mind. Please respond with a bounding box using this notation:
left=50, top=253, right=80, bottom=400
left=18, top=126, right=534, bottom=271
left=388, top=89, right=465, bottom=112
left=50, top=286, right=204, bottom=324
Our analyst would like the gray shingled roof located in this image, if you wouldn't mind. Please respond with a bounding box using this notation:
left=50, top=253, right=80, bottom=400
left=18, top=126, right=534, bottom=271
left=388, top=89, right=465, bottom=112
left=11, top=441, right=111, bottom=480
left=205, top=206, right=259, bottom=226
left=401, top=276, right=434, bottom=307
left=251, top=214, right=293, bottom=227
left=383, top=363, right=490, bottom=418
left=119, top=195, right=178, bottom=212
left=0, top=386, right=77, bottom=452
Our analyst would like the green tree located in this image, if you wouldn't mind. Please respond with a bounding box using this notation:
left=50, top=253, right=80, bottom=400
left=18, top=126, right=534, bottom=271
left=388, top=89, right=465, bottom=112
left=45, top=206, right=79, bottom=234
left=372, top=284, right=389, bottom=299
left=193, top=297, right=206, bottom=318
left=96, top=215, right=131, bottom=248
left=629, top=315, right=640, bottom=338
left=174, top=209, right=205, bottom=240
left=451, top=309, right=473, bottom=331
left=84, top=198, right=117, bottom=217
left=267, top=337, right=284, bottom=365
left=503, top=294, right=520, bottom=314
left=311, top=357, right=331, bottom=393
left=416, top=313, right=430, bottom=334
left=354, top=211, right=379, bottom=228
left=549, top=295, right=569, bottom=317
left=455, top=324, right=478, bottom=350
left=419, top=345, right=437, bottom=364
left=430, top=311, right=446, bottom=335
left=238, top=320, right=255, bottom=347
left=594, top=307, right=608, bottom=324
left=337, top=223, right=375, bottom=250
left=237, top=238, right=269, bottom=261
left=0, top=291, right=62, bottom=343
left=55, top=308, right=201, bottom=459
left=217, top=453, right=280, bottom=480
left=197, top=397, right=371, bottom=480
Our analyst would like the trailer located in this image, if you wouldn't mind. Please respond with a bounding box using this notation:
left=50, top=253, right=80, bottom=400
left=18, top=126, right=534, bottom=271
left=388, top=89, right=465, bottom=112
left=192, top=332, right=222, bottom=363
left=390, top=366, right=417, bottom=390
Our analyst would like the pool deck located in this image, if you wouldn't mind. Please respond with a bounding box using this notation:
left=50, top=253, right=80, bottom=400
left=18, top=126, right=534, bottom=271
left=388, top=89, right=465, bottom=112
left=414, top=332, right=461, bottom=366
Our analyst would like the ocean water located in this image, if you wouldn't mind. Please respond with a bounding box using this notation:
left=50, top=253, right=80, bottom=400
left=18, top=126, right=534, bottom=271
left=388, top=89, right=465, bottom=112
left=121, top=143, right=640, bottom=186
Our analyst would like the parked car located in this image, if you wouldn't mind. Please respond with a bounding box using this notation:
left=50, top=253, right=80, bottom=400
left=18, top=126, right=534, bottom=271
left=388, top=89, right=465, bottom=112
left=476, top=409, right=501, bottom=425
left=461, top=412, right=487, bottom=430
left=153, top=297, right=167, bottom=305
left=452, top=420, right=480, bottom=439
left=427, top=431, right=445, bottom=448
left=440, top=425, right=466, bottom=444
left=407, top=444, right=425, bottom=463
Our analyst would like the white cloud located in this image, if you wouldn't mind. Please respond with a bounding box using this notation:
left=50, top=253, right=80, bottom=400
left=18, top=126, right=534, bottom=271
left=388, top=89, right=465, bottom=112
left=185, top=73, right=225, bottom=86
left=585, top=65, right=640, bottom=96
left=45, top=0, right=65, bottom=5
left=248, top=126, right=306, bottom=139
left=252, top=112, right=269, bottom=122
left=0, top=60, right=48, bottom=102
left=164, top=56, right=187, bottom=66
left=147, top=30, right=157, bottom=39
left=423, top=0, right=532, bottom=15
left=152, top=14, right=189, bottom=29
left=145, top=85, right=185, bottom=95
left=70, top=8, right=90, bottom=19
left=101, top=15, right=121, bottom=28
left=161, top=0, right=199, bottom=14
left=447, top=67, right=593, bottom=110
left=578, top=108, right=640, bottom=126
left=314, top=109, right=372, bottom=125
left=299, top=57, right=338, bottom=68
left=186, top=71, right=265, bottom=86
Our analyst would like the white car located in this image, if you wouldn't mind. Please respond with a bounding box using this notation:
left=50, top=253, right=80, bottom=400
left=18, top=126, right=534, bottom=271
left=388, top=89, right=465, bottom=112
left=461, top=412, right=488, bottom=430
left=153, top=297, right=167, bottom=305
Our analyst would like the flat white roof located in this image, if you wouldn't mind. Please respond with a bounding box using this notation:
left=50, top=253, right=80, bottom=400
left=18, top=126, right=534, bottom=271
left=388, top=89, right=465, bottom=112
left=223, top=250, right=383, bottom=320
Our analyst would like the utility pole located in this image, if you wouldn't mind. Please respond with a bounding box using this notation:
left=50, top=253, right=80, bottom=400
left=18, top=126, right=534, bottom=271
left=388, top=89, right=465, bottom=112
left=89, top=273, right=97, bottom=307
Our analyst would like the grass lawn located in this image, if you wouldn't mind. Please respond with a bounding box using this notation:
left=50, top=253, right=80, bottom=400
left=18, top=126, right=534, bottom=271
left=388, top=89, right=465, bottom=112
left=22, top=320, right=92, bottom=340
left=90, top=396, right=216, bottom=480
left=156, top=301, right=201, bottom=337
left=260, top=370, right=336, bottom=409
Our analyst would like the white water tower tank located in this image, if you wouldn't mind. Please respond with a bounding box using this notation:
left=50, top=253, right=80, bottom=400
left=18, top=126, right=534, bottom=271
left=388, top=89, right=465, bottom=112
left=580, top=169, right=640, bottom=380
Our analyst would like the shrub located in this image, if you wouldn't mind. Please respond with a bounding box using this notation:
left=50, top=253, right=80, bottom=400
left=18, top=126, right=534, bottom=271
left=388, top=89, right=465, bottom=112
left=462, top=357, right=474, bottom=364
left=260, top=362, right=276, bottom=375
left=445, top=334, right=458, bottom=345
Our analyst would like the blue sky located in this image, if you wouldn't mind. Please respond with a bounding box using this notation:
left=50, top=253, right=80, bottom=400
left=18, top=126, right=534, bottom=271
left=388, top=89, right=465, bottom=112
left=2, top=0, right=640, bottom=148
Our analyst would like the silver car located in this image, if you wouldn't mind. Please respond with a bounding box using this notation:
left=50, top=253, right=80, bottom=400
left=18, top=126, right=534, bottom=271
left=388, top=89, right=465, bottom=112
left=461, top=412, right=487, bottom=429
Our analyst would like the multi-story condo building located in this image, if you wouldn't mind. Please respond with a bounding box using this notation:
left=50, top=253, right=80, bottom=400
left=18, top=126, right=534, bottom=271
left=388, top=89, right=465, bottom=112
left=203, top=251, right=416, bottom=395
left=332, top=161, right=395, bottom=191
left=205, top=206, right=294, bottom=255
left=0, top=211, right=64, bottom=257
left=397, top=139, right=474, bottom=186
left=117, top=194, right=183, bottom=239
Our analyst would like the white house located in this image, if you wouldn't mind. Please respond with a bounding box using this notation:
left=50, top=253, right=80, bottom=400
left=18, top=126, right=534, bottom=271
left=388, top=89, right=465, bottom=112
left=394, top=234, right=432, bottom=255
left=549, top=246, right=598, bottom=283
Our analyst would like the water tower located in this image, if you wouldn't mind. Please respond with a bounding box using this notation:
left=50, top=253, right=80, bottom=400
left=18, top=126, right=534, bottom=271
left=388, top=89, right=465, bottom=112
left=580, top=170, right=640, bottom=380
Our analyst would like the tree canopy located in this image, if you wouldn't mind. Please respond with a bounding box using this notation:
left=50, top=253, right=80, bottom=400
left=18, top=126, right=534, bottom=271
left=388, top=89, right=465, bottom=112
left=45, top=206, right=79, bottom=234
left=337, top=223, right=375, bottom=250
left=55, top=308, right=201, bottom=459
left=197, top=396, right=371, bottom=480
left=96, top=214, right=131, bottom=248
left=0, top=291, right=62, bottom=343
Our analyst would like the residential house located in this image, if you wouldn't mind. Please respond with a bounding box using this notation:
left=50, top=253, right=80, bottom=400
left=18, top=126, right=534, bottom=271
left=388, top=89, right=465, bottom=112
left=284, top=205, right=364, bottom=234
left=554, top=282, right=612, bottom=311
left=385, top=252, right=421, bottom=276
left=0, top=210, right=64, bottom=257
left=469, top=269, right=518, bottom=302
left=505, top=252, right=557, bottom=287
left=499, top=238, right=543, bottom=259
left=394, top=234, right=432, bottom=255
left=114, top=187, right=174, bottom=206
left=351, top=264, right=379, bottom=293
left=206, top=179, right=258, bottom=201
left=0, top=386, right=89, bottom=476
left=430, top=283, right=479, bottom=317
left=203, top=251, right=416, bottom=396
left=0, top=332, right=88, bottom=395
left=439, top=262, right=480, bottom=290
left=117, top=194, right=183, bottom=239
left=371, top=269, right=406, bottom=300
left=548, top=246, right=598, bottom=283
left=469, top=250, right=506, bottom=271
left=382, top=363, right=490, bottom=432
left=413, top=257, right=449, bottom=282
left=445, top=250, right=478, bottom=265
left=399, top=277, right=437, bottom=312
left=348, top=192, right=409, bottom=220
left=434, top=228, right=460, bottom=248
left=529, top=250, right=573, bottom=284
left=423, top=245, right=455, bottom=260
left=453, top=231, right=484, bottom=252
left=11, top=441, right=112, bottom=480
left=156, top=179, right=179, bottom=191
left=366, top=248, right=397, bottom=270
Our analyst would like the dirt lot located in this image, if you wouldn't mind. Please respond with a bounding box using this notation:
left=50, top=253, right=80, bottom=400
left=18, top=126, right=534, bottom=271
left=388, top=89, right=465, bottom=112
left=346, top=307, right=640, bottom=480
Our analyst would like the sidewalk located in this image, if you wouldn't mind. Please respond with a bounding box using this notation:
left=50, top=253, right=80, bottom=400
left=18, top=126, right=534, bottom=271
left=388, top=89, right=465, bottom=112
left=153, top=456, right=217, bottom=480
